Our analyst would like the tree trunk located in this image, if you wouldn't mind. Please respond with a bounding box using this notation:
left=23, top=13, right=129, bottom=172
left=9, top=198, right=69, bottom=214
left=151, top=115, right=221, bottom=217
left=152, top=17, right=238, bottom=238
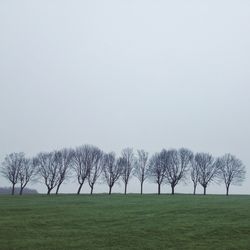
left=124, top=183, right=127, bottom=195
left=171, top=185, right=175, bottom=195
left=19, top=186, right=24, bottom=195
left=108, top=186, right=112, bottom=195
left=47, top=188, right=52, bottom=195
left=56, top=182, right=62, bottom=195
left=158, top=183, right=161, bottom=195
left=226, top=185, right=229, bottom=196
left=77, top=183, right=83, bottom=195
left=11, top=183, right=15, bottom=195
left=140, top=182, right=143, bottom=195
left=203, top=186, right=206, bottom=195
left=193, top=184, right=197, bottom=195
left=90, top=185, right=94, bottom=195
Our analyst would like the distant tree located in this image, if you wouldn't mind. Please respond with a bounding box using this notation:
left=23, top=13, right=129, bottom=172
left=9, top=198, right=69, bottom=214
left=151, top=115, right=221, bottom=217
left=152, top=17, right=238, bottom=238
left=217, top=154, right=246, bottom=196
left=120, top=148, right=135, bottom=195
left=36, top=152, right=60, bottom=195
left=72, top=145, right=98, bottom=195
left=18, top=157, right=37, bottom=195
left=133, top=150, right=149, bottom=195
left=190, top=158, right=199, bottom=195
left=103, top=152, right=122, bottom=195
left=1, top=152, right=24, bottom=195
left=55, top=148, right=74, bottom=195
left=87, top=148, right=104, bottom=195
left=148, top=151, right=167, bottom=195
left=72, top=145, right=92, bottom=194
left=166, top=148, right=193, bottom=195
left=195, top=153, right=218, bottom=195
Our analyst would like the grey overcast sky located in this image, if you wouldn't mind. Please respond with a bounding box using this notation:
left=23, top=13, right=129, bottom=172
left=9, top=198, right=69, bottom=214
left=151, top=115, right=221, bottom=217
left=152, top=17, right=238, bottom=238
left=0, top=0, right=249, bottom=194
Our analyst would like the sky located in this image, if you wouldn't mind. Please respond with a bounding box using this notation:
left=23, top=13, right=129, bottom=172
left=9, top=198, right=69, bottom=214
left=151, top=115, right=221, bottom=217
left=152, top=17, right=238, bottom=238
left=0, top=0, right=249, bottom=195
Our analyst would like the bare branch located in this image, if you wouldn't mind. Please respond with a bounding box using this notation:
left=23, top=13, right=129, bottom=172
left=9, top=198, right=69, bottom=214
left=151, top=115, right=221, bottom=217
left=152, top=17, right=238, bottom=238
left=133, top=150, right=149, bottom=195
left=54, top=148, right=74, bottom=195
left=1, top=152, right=25, bottom=195
left=120, top=148, right=135, bottom=195
left=103, top=152, right=122, bottom=194
left=72, top=145, right=100, bottom=195
left=195, top=152, right=218, bottom=195
left=217, top=154, right=246, bottom=195
left=87, top=147, right=104, bottom=195
left=148, top=151, right=167, bottom=195
left=36, top=152, right=60, bottom=195
left=18, top=157, right=37, bottom=195
left=190, top=158, right=199, bottom=195
left=165, top=148, right=193, bottom=195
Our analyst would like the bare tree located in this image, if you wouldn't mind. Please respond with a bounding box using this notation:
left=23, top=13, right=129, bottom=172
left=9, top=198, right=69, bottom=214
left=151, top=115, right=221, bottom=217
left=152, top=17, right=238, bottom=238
left=120, top=148, right=134, bottom=195
left=190, top=158, right=199, bottom=195
left=195, top=152, right=218, bottom=195
left=165, top=148, right=193, bottom=195
left=133, top=150, right=149, bottom=195
left=148, top=151, right=167, bottom=195
left=18, top=157, right=37, bottom=195
left=103, top=152, right=122, bottom=195
left=217, top=154, right=246, bottom=196
left=36, top=152, right=60, bottom=195
left=55, top=148, right=74, bottom=195
left=87, top=148, right=104, bottom=195
left=72, top=145, right=99, bottom=195
left=1, top=152, right=24, bottom=195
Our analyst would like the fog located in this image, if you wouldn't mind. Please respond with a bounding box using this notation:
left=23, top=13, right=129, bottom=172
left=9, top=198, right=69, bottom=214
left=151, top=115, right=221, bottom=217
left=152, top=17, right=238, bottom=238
left=0, top=0, right=249, bottom=194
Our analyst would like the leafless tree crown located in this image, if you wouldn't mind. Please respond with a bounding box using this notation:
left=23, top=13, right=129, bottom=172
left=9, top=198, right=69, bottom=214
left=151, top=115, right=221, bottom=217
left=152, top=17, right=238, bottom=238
left=36, top=152, right=60, bottom=195
left=133, top=150, right=149, bottom=194
left=18, top=157, right=37, bottom=195
left=195, top=153, right=218, bottom=195
left=217, top=154, right=246, bottom=195
left=190, top=157, right=200, bottom=195
left=120, top=148, right=135, bottom=194
left=165, top=148, right=193, bottom=194
left=1, top=152, right=25, bottom=195
left=87, top=147, right=104, bottom=194
left=148, top=152, right=167, bottom=194
left=72, top=145, right=101, bottom=194
left=54, top=148, right=74, bottom=194
left=103, top=152, right=122, bottom=194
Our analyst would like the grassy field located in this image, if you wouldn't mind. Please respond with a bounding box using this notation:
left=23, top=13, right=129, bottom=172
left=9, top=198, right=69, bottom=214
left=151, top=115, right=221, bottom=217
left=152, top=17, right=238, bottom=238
left=0, top=194, right=249, bottom=250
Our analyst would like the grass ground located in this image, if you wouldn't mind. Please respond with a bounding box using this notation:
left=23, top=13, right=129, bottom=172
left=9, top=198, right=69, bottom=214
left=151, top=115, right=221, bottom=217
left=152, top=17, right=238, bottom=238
left=0, top=194, right=249, bottom=250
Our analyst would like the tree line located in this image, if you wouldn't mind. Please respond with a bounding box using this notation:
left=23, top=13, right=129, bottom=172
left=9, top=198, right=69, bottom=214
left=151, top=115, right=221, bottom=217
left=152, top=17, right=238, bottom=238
left=0, top=145, right=246, bottom=196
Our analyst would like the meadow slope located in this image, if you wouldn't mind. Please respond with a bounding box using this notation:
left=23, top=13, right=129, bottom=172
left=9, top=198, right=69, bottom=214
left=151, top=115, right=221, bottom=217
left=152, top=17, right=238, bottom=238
left=0, top=194, right=249, bottom=250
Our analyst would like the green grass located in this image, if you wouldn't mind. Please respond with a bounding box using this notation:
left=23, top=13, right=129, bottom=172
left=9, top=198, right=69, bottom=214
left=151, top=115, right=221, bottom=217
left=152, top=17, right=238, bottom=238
left=0, top=194, right=250, bottom=250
